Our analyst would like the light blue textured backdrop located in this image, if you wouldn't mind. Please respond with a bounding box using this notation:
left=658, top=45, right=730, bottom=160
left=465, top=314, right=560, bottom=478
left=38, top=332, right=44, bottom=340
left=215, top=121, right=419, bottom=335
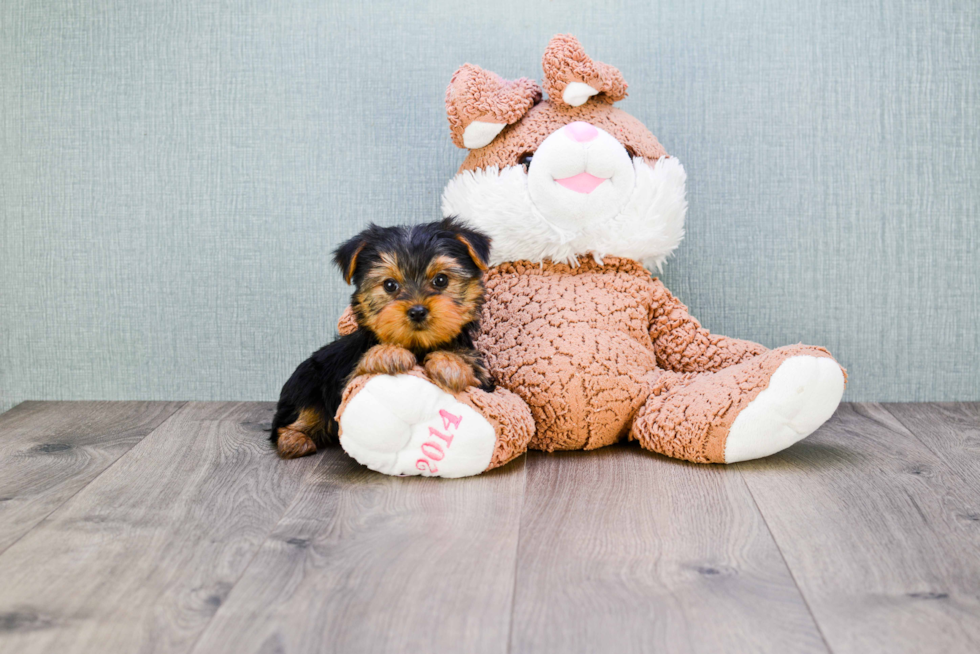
left=1, top=1, right=978, bottom=412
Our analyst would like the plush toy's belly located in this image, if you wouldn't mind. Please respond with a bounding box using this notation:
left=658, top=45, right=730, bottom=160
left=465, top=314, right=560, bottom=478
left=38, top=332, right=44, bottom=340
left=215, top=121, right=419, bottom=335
left=476, top=257, right=661, bottom=451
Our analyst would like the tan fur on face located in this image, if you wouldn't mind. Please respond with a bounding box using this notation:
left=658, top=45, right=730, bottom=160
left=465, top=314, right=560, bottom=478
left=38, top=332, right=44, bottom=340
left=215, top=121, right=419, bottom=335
left=354, top=255, right=406, bottom=329
left=368, top=293, right=476, bottom=351
left=424, top=255, right=463, bottom=280
left=424, top=350, right=481, bottom=394
left=360, top=254, right=405, bottom=290
left=417, top=292, right=476, bottom=348
left=424, top=257, right=486, bottom=326
left=356, top=253, right=484, bottom=352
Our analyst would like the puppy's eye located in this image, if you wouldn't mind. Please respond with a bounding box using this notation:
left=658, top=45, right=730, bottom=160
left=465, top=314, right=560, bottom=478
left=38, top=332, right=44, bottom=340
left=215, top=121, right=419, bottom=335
left=519, top=153, right=534, bottom=170
left=382, top=279, right=399, bottom=294
left=432, top=273, right=449, bottom=289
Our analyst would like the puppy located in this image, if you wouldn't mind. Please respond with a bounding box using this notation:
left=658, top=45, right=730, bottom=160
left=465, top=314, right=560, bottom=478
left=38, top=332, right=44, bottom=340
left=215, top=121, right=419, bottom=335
left=270, top=218, right=493, bottom=459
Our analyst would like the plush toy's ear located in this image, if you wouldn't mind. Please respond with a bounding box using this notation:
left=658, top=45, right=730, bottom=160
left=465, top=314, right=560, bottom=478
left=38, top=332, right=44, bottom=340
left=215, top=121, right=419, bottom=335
left=333, top=234, right=368, bottom=285
left=442, top=217, right=491, bottom=272
left=542, top=34, right=627, bottom=107
left=446, top=64, right=541, bottom=150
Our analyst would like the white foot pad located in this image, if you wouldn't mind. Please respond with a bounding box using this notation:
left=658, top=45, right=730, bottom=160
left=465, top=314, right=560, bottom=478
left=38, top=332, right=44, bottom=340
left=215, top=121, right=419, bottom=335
left=339, top=375, right=496, bottom=478
left=724, top=356, right=845, bottom=463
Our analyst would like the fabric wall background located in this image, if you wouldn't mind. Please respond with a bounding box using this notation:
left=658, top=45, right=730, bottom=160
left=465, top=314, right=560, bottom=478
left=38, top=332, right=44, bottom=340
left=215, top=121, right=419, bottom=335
left=1, top=1, right=978, bottom=412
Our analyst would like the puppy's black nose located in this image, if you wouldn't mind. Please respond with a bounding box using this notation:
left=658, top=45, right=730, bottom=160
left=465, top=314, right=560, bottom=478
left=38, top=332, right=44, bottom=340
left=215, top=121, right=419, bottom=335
left=407, top=305, right=428, bottom=322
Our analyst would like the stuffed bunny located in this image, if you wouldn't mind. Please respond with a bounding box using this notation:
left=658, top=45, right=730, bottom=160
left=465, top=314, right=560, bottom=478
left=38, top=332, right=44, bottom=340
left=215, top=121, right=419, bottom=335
left=334, top=35, right=846, bottom=477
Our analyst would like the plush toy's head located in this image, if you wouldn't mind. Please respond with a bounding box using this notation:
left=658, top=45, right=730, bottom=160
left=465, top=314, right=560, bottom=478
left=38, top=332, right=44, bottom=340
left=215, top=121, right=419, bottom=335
left=442, top=35, right=687, bottom=270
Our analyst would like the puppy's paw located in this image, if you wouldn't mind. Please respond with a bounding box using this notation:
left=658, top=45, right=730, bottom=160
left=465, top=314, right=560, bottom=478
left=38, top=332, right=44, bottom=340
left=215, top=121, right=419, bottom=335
left=353, top=344, right=417, bottom=378
left=277, top=429, right=317, bottom=459
left=424, top=351, right=480, bottom=394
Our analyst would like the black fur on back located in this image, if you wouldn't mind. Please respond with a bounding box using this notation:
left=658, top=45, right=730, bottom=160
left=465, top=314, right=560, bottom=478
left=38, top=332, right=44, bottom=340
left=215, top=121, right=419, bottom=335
left=269, top=328, right=377, bottom=448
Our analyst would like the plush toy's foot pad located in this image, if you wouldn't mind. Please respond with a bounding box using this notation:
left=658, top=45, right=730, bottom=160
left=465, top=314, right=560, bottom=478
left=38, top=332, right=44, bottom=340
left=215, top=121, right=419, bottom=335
left=724, top=355, right=845, bottom=463
left=632, top=345, right=844, bottom=464
left=338, top=374, right=497, bottom=478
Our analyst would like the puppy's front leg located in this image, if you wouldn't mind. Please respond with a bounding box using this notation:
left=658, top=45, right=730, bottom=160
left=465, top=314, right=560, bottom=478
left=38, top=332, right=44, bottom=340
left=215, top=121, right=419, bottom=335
left=350, top=344, right=417, bottom=381
left=423, top=350, right=484, bottom=394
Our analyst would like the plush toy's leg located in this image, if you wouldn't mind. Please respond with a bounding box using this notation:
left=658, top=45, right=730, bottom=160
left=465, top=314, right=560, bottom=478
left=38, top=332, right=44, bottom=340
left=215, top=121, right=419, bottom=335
left=335, top=369, right=535, bottom=478
left=631, top=346, right=846, bottom=464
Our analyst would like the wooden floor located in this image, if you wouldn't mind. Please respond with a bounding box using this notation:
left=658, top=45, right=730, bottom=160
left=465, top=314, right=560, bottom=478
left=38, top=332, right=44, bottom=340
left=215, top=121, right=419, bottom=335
left=0, top=402, right=977, bottom=653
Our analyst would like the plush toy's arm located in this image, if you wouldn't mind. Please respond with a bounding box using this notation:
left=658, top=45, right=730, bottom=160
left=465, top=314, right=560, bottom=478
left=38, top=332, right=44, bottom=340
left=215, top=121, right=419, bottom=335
left=338, top=305, right=358, bottom=336
left=648, top=279, right=767, bottom=373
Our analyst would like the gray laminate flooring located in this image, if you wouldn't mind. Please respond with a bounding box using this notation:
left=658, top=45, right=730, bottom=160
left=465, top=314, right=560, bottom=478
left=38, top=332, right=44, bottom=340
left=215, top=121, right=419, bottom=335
left=0, top=401, right=976, bottom=654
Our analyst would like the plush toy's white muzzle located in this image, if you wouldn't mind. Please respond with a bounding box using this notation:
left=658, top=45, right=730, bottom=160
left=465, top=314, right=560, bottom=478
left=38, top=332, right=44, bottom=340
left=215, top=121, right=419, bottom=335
left=527, top=122, right=636, bottom=233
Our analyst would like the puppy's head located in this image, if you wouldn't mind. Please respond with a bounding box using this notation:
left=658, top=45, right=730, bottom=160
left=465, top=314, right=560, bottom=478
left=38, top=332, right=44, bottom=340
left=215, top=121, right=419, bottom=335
left=334, top=218, right=491, bottom=351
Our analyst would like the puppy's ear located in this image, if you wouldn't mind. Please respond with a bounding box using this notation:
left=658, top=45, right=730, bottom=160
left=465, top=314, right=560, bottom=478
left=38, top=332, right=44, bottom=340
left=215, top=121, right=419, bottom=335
left=442, top=217, right=491, bottom=272
left=333, top=234, right=368, bottom=285
left=455, top=232, right=491, bottom=272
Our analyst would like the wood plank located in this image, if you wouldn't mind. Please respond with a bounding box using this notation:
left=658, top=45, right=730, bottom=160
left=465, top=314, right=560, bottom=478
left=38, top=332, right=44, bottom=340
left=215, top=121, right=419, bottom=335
left=0, top=401, right=184, bottom=553
left=883, top=402, right=980, bottom=491
left=0, top=401, right=318, bottom=654
left=509, top=446, right=826, bottom=654
left=738, top=403, right=980, bottom=653
left=190, top=450, right=527, bottom=654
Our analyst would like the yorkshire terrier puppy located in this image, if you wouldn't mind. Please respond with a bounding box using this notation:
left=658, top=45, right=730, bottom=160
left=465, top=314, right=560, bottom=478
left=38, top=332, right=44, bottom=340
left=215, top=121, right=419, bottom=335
left=270, top=218, right=493, bottom=459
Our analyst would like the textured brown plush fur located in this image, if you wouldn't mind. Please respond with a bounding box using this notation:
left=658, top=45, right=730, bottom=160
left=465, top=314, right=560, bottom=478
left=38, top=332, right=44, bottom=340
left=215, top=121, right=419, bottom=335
left=541, top=33, right=628, bottom=106
left=446, top=64, right=541, bottom=149
left=477, top=258, right=840, bottom=459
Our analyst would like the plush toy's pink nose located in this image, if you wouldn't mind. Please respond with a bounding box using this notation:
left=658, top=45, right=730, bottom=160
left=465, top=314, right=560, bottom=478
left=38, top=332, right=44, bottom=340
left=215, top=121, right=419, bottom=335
left=565, top=121, right=598, bottom=143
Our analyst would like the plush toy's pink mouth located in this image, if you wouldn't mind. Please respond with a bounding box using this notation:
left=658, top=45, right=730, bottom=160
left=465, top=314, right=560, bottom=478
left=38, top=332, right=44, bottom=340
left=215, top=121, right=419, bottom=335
left=554, top=172, right=607, bottom=194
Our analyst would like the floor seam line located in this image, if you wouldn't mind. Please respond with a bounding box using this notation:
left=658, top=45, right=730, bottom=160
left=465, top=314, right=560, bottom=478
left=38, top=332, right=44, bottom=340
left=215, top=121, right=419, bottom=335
left=185, top=435, right=335, bottom=654
left=881, top=402, right=962, bottom=458
left=0, top=401, right=187, bottom=560
left=735, top=461, right=836, bottom=654
left=505, top=454, right=531, bottom=654
left=877, top=402, right=980, bottom=494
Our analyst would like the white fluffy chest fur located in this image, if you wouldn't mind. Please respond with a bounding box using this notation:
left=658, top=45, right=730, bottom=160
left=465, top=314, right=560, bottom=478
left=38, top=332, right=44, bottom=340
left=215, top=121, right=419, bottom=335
left=441, top=156, right=687, bottom=270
